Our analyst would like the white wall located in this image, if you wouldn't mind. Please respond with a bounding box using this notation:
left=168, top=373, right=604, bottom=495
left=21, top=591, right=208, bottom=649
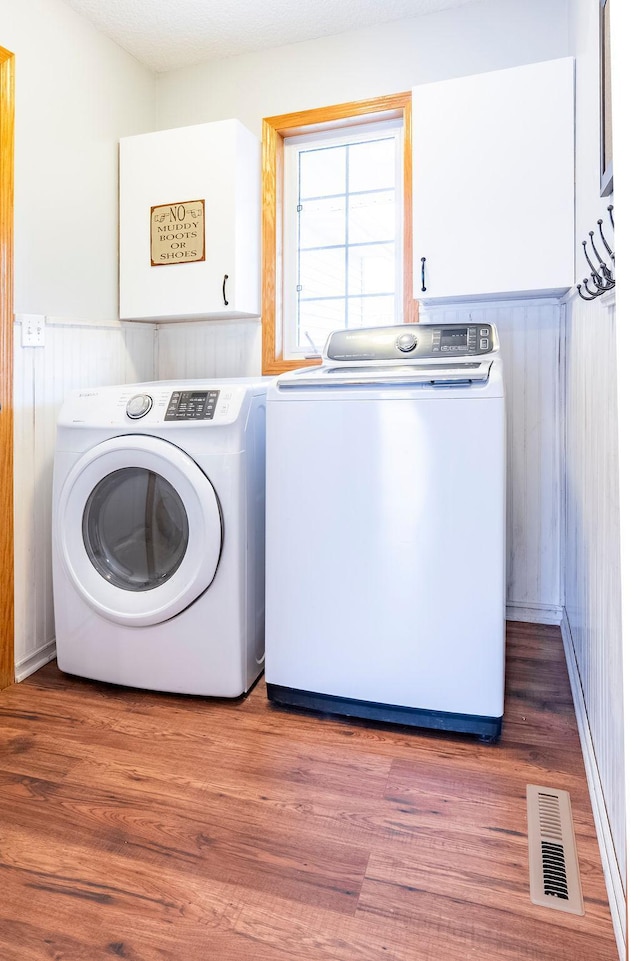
left=3, top=0, right=156, bottom=320
left=562, top=0, right=625, bottom=955
left=156, top=0, right=570, bottom=137
left=3, top=0, right=158, bottom=672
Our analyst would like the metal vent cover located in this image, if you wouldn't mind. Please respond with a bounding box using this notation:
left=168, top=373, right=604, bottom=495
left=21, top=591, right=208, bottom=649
left=526, top=785, right=585, bottom=916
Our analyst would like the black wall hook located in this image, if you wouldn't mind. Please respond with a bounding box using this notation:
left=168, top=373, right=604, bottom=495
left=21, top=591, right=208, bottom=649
left=576, top=206, right=614, bottom=299
left=597, top=219, right=614, bottom=261
left=577, top=283, right=599, bottom=301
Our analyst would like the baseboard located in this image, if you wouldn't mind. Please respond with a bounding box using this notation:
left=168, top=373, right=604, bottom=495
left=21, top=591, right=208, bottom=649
left=506, top=602, right=563, bottom=625
left=560, top=612, right=626, bottom=961
left=15, top=639, right=57, bottom=682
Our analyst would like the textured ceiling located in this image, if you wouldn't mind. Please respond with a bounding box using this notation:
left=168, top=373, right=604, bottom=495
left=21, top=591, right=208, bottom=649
left=60, top=0, right=479, bottom=73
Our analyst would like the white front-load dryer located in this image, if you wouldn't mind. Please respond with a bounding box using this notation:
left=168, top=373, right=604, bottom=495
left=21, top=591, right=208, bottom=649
left=52, top=378, right=270, bottom=696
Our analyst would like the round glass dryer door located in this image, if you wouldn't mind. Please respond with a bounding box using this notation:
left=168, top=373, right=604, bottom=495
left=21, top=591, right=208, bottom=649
left=57, top=435, right=222, bottom=626
left=82, top=467, right=189, bottom=592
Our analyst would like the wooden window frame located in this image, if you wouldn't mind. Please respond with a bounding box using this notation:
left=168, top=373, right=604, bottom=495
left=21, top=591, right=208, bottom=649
left=261, top=92, right=417, bottom=376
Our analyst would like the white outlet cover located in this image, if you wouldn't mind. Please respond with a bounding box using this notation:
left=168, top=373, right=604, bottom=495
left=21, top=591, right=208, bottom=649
left=19, top=313, right=46, bottom=347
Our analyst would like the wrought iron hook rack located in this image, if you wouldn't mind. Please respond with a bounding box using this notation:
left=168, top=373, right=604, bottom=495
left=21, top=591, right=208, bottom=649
left=577, top=205, right=615, bottom=301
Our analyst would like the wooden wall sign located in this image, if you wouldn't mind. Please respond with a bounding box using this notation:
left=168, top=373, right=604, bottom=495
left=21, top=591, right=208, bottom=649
left=150, top=199, right=205, bottom=265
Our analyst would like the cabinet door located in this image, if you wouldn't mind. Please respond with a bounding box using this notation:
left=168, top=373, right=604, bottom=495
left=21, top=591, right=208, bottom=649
left=412, top=58, right=574, bottom=303
left=119, top=120, right=260, bottom=322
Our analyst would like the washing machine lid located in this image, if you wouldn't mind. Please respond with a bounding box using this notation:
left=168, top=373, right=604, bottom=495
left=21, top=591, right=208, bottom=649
left=56, top=435, right=222, bottom=627
left=276, top=360, right=493, bottom=390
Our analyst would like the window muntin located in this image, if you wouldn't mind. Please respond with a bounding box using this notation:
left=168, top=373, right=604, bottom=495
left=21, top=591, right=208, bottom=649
left=283, top=120, right=403, bottom=359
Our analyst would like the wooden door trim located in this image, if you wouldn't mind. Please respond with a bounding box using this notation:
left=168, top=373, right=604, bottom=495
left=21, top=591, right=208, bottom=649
left=0, top=46, right=15, bottom=690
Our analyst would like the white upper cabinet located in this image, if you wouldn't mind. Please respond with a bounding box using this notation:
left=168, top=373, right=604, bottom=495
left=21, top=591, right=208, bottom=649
left=412, top=58, right=575, bottom=304
left=119, top=120, right=260, bottom=322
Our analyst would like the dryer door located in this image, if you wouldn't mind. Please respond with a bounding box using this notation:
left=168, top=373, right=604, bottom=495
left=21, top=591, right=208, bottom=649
left=57, top=435, right=222, bottom=627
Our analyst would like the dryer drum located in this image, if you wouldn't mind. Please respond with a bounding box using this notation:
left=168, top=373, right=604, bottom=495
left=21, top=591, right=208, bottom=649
left=82, top=467, right=189, bottom=592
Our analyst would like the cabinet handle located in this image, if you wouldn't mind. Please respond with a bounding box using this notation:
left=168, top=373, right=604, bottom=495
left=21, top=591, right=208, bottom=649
left=222, top=274, right=229, bottom=306
left=420, top=257, right=427, bottom=293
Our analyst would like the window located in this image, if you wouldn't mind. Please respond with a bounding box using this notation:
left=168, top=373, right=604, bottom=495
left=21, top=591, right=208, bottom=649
left=283, top=120, right=403, bottom=359
left=261, top=93, right=416, bottom=374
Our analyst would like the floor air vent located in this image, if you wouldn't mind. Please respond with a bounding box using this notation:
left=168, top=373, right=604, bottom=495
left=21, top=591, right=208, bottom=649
left=526, top=785, right=584, bottom=916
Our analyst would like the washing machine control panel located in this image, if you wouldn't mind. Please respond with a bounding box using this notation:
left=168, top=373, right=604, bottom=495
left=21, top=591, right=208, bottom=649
left=325, top=323, right=496, bottom=362
left=164, top=389, right=220, bottom=421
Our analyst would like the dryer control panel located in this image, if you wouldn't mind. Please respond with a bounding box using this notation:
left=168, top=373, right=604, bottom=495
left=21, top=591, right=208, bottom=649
left=118, top=385, right=244, bottom=425
left=164, top=389, right=220, bottom=421
left=325, top=323, right=496, bottom=362
left=57, top=379, right=270, bottom=431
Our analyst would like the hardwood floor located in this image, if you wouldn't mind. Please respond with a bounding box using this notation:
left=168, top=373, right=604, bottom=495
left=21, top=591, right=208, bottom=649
left=0, top=622, right=619, bottom=960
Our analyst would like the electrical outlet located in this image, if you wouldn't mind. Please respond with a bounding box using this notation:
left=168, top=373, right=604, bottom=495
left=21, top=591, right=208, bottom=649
left=20, top=314, right=46, bottom=348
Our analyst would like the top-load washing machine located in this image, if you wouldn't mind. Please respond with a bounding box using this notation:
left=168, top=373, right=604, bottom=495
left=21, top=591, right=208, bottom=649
left=265, top=323, right=506, bottom=740
left=52, top=378, right=269, bottom=697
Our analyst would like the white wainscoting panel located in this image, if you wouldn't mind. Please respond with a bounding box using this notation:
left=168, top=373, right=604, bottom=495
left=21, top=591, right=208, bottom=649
left=421, top=300, right=563, bottom=619
left=156, top=319, right=262, bottom=380
left=13, top=318, right=155, bottom=679
left=563, top=291, right=625, bottom=894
